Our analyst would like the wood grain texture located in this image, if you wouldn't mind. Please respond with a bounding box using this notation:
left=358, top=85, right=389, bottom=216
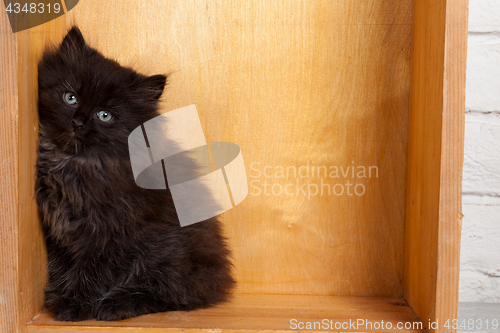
left=65, top=0, right=411, bottom=297
left=436, top=0, right=468, bottom=330
left=1, top=5, right=21, bottom=333
left=405, top=0, right=468, bottom=332
left=27, top=294, right=424, bottom=333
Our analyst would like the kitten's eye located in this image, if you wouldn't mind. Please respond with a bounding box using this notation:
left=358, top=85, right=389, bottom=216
left=63, top=92, right=77, bottom=105
left=96, top=111, right=113, bottom=122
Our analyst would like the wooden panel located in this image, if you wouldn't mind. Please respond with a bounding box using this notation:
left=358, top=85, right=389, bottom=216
left=405, top=0, right=468, bottom=332
left=436, top=0, right=468, bottom=329
left=27, top=294, right=424, bottom=333
left=0, top=5, right=21, bottom=333
left=66, top=0, right=411, bottom=296
left=405, top=0, right=446, bottom=326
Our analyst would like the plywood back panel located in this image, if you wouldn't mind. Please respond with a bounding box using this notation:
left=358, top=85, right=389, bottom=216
left=64, top=0, right=412, bottom=296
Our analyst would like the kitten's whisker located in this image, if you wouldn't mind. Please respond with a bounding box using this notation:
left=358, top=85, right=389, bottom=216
left=64, top=138, right=71, bottom=150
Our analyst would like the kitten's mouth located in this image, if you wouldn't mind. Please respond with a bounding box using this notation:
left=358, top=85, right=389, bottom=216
left=60, top=132, right=82, bottom=154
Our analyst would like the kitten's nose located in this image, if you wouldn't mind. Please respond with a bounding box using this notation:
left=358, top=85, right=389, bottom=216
left=71, top=119, right=85, bottom=130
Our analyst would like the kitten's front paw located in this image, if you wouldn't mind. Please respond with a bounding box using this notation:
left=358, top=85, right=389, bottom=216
left=48, top=300, right=93, bottom=322
left=95, top=287, right=160, bottom=321
left=95, top=297, right=133, bottom=321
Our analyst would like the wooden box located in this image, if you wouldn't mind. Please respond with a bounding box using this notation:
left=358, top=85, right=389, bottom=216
left=0, top=0, right=468, bottom=332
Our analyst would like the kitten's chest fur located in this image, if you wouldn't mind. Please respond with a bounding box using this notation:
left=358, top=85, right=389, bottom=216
left=36, top=141, right=185, bottom=287
left=35, top=142, right=168, bottom=253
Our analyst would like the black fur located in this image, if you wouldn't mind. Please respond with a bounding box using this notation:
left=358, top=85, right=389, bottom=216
left=35, top=27, right=235, bottom=321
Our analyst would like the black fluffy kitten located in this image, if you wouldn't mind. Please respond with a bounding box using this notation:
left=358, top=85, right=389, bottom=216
left=35, top=27, right=235, bottom=321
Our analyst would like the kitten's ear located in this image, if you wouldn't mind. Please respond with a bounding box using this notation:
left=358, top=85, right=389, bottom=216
left=143, top=75, right=167, bottom=100
left=60, top=26, right=86, bottom=51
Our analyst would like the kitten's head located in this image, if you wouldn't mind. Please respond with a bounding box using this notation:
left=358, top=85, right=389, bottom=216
left=38, top=26, right=166, bottom=156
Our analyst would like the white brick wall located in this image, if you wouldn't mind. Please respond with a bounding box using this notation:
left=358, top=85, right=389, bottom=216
left=460, top=0, right=500, bottom=303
